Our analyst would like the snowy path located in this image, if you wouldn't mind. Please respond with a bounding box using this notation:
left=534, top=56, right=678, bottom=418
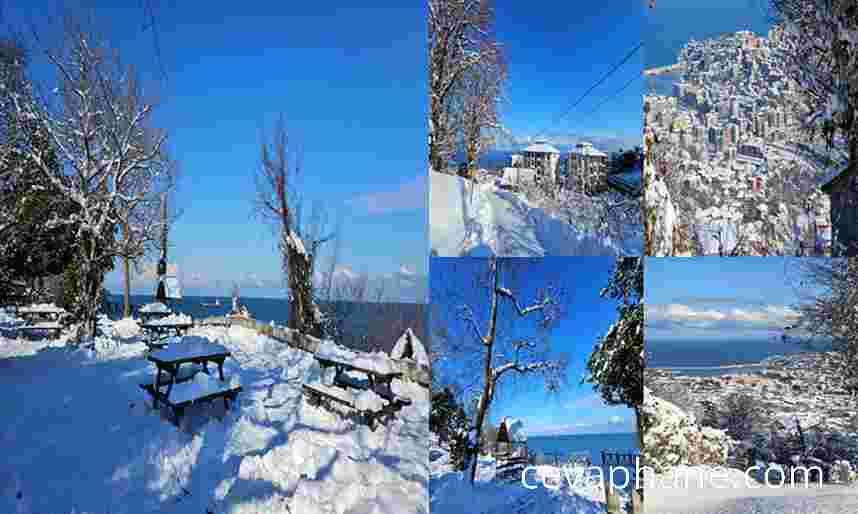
left=0, top=325, right=428, bottom=514
left=649, top=486, right=858, bottom=514
left=430, top=448, right=615, bottom=514
left=647, top=467, right=858, bottom=514
left=430, top=172, right=627, bottom=257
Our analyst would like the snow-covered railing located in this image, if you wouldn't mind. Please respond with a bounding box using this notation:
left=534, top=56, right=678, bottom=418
left=195, top=315, right=431, bottom=386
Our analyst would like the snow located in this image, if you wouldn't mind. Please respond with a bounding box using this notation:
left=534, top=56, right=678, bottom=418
left=0, top=321, right=428, bottom=513
left=430, top=171, right=633, bottom=256
left=148, top=336, right=228, bottom=361
left=139, top=302, right=170, bottom=313
left=353, top=389, right=387, bottom=412
left=315, top=339, right=399, bottom=376
left=430, top=446, right=618, bottom=514
left=523, top=141, right=561, bottom=154
left=17, top=303, right=65, bottom=313
left=647, top=465, right=858, bottom=514
left=22, top=321, right=62, bottom=329
left=390, top=328, right=429, bottom=366
left=146, top=313, right=192, bottom=326
left=110, top=317, right=143, bottom=340
left=168, top=372, right=241, bottom=405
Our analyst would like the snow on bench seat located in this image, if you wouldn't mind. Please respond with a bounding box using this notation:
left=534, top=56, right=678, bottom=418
left=20, top=322, right=62, bottom=330
left=166, top=373, right=241, bottom=407
left=314, top=340, right=399, bottom=376
left=18, top=323, right=63, bottom=338
left=148, top=337, right=228, bottom=362
left=303, top=382, right=389, bottom=413
left=303, top=382, right=356, bottom=408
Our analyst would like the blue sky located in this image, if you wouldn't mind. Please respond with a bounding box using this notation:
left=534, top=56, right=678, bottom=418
left=645, top=0, right=774, bottom=67
left=431, top=257, right=636, bottom=437
left=645, top=257, right=809, bottom=341
left=494, top=0, right=643, bottom=153
left=2, top=2, right=427, bottom=299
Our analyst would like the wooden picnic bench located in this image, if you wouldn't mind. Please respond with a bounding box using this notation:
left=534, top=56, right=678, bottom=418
left=18, top=307, right=66, bottom=319
left=317, top=356, right=412, bottom=406
left=139, top=309, right=172, bottom=324
left=302, top=355, right=412, bottom=430
left=138, top=321, right=194, bottom=350
left=140, top=339, right=241, bottom=427
left=301, top=382, right=407, bottom=430
left=17, top=322, right=63, bottom=339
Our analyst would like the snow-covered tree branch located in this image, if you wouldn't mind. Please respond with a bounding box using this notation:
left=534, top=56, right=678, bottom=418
left=1, top=21, right=174, bottom=335
left=428, top=0, right=501, bottom=172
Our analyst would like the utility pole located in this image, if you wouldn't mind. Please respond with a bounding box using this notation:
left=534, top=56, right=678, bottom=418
left=155, top=193, right=168, bottom=304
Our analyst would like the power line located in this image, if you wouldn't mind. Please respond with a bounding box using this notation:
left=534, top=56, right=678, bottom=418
left=537, top=42, right=642, bottom=137
left=586, top=73, right=643, bottom=116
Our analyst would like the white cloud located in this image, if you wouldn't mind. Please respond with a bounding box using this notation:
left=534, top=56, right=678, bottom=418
left=647, top=302, right=801, bottom=332
left=609, top=416, right=623, bottom=425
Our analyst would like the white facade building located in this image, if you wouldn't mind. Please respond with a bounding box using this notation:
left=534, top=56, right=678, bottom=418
left=521, top=140, right=560, bottom=184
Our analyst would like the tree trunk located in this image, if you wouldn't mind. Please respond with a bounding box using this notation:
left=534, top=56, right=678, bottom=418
left=469, top=376, right=493, bottom=484
left=469, top=259, right=501, bottom=484
left=122, top=222, right=130, bottom=318
left=286, top=241, right=322, bottom=339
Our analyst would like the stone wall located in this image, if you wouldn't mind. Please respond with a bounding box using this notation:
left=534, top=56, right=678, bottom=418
left=197, top=315, right=430, bottom=387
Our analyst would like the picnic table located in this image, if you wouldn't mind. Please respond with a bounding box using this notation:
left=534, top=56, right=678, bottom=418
left=139, top=337, right=241, bottom=426
left=18, top=305, right=67, bottom=322
left=139, top=309, right=172, bottom=324
left=17, top=321, right=63, bottom=339
left=302, top=354, right=411, bottom=430
left=16, top=305, right=67, bottom=339
left=138, top=320, right=194, bottom=349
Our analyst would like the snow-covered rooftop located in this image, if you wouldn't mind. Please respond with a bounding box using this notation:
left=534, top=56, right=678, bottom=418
left=390, top=328, right=429, bottom=366
left=569, top=142, right=608, bottom=157
left=523, top=140, right=560, bottom=154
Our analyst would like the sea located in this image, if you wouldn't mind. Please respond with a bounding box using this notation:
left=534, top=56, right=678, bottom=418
left=648, top=338, right=831, bottom=377
left=104, top=294, right=427, bottom=350
left=528, top=433, right=640, bottom=488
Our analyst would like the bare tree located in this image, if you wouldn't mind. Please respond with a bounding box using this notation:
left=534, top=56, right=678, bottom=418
left=4, top=20, right=171, bottom=337
left=431, top=257, right=567, bottom=484
left=428, top=0, right=500, bottom=172
left=791, top=258, right=858, bottom=396
left=254, top=115, right=333, bottom=337
left=109, top=68, right=179, bottom=318
left=771, top=0, right=858, bottom=166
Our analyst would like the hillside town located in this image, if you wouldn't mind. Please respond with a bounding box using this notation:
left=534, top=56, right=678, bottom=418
left=647, top=352, right=858, bottom=437
left=646, top=27, right=851, bottom=255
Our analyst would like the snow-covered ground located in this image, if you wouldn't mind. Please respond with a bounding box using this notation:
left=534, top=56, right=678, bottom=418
left=430, top=171, right=636, bottom=257
left=0, top=316, right=428, bottom=514
left=430, top=446, right=622, bottom=514
left=646, top=466, right=858, bottom=514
